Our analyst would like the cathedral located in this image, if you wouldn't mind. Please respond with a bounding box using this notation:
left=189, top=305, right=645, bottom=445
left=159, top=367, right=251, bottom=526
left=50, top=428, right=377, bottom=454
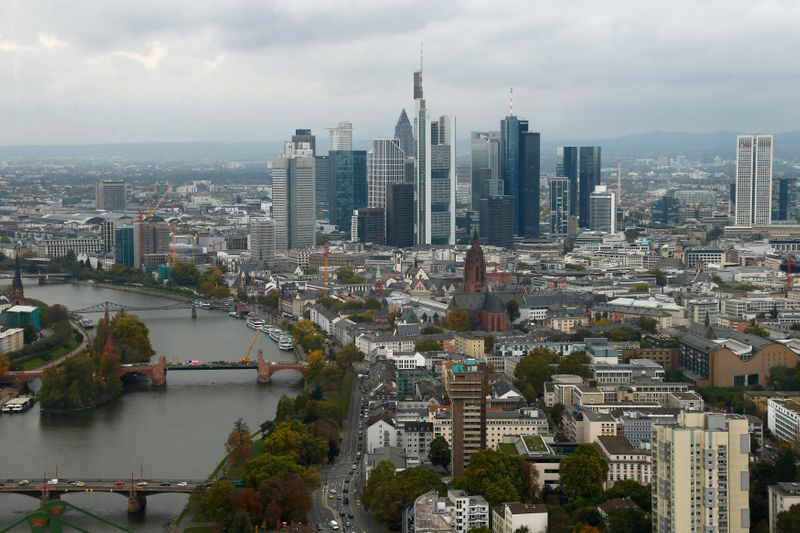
left=447, top=231, right=513, bottom=332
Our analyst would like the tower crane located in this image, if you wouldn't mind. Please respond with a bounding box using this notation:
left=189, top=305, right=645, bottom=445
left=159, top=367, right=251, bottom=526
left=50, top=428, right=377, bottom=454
left=323, top=245, right=330, bottom=298
left=240, top=329, right=261, bottom=364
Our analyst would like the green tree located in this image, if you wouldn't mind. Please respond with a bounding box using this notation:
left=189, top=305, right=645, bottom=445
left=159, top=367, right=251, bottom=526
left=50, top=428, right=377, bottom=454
left=23, top=324, right=37, bottom=344
left=514, top=528, right=531, bottom=533
left=428, top=436, right=451, bottom=471
left=777, top=504, right=800, bottom=533
left=514, top=348, right=559, bottom=396
left=453, top=449, right=530, bottom=506
left=649, top=267, right=667, bottom=287
left=362, top=463, right=445, bottom=527
left=226, top=418, right=254, bottom=469
left=444, top=307, right=470, bottom=331
left=606, top=508, right=650, bottom=533
left=262, top=419, right=328, bottom=466
left=637, top=316, right=658, bottom=333
left=228, top=509, right=252, bottom=533
left=109, top=311, right=154, bottom=363
left=336, top=267, right=366, bottom=284
left=199, top=481, right=236, bottom=528
left=415, top=339, right=441, bottom=352
left=258, top=290, right=280, bottom=311
left=506, top=300, right=520, bottom=322
left=170, top=263, right=200, bottom=286
left=606, top=479, right=651, bottom=510
left=632, top=283, right=649, bottom=293
left=242, top=453, right=319, bottom=489
left=559, top=444, right=608, bottom=499
left=744, top=324, right=770, bottom=338
left=557, top=352, right=590, bottom=378
left=335, top=343, right=364, bottom=369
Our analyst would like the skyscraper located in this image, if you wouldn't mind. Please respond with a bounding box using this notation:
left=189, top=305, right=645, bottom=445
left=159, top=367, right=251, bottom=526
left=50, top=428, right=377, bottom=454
left=367, top=139, right=406, bottom=209
left=386, top=183, right=414, bottom=248
left=314, top=154, right=330, bottom=217
left=470, top=132, right=490, bottom=211
left=394, top=109, right=414, bottom=158
left=95, top=179, right=127, bottom=211
left=651, top=412, right=750, bottom=533
left=486, top=195, right=514, bottom=248
left=556, top=146, right=579, bottom=216
left=327, top=121, right=353, bottom=151
left=291, top=129, right=316, bottom=155
left=272, top=139, right=316, bottom=250
left=414, top=65, right=456, bottom=245
left=549, top=177, right=570, bottom=235
left=772, top=176, right=797, bottom=222
left=578, top=146, right=601, bottom=228
left=101, top=219, right=116, bottom=253
left=115, top=226, right=135, bottom=268
left=444, top=359, right=489, bottom=478
left=249, top=218, right=275, bottom=264
left=500, top=114, right=540, bottom=236
left=351, top=207, right=385, bottom=244
left=589, top=185, right=616, bottom=233
left=735, top=134, right=774, bottom=227
left=328, top=150, right=367, bottom=233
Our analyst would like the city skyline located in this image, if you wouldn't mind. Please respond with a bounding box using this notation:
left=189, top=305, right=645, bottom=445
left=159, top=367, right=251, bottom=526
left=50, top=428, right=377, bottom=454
left=1, top=1, right=799, bottom=145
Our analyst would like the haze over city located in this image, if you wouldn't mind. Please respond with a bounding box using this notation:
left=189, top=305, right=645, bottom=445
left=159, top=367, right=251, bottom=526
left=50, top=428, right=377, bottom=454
left=1, top=0, right=800, bottom=145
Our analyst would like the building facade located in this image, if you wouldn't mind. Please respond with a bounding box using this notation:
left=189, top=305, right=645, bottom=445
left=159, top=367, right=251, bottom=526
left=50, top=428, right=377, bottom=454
left=272, top=139, right=316, bottom=250
left=386, top=183, right=415, bottom=248
left=328, top=150, right=367, bottom=233
left=500, top=115, right=540, bottom=236
left=327, top=121, right=353, bottom=151
left=735, top=134, right=773, bottom=227
left=444, top=359, right=489, bottom=477
left=589, top=185, right=616, bottom=234
left=249, top=218, right=276, bottom=264
left=367, top=138, right=406, bottom=210
left=95, top=179, right=126, bottom=211
left=486, top=195, right=515, bottom=248
left=549, top=177, right=570, bottom=235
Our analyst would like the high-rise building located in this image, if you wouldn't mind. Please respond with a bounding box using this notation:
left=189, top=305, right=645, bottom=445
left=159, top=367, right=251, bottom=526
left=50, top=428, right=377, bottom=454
left=291, top=129, right=316, bottom=155
left=351, top=207, right=385, bottom=245
left=387, top=183, right=414, bottom=248
left=651, top=412, right=750, bottom=533
left=444, top=359, right=489, bottom=478
left=272, top=139, right=316, bottom=250
left=101, top=219, right=116, bottom=253
left=772, top=176, right=796, bottom=222
left=549, top=177, right=570, bottom=235
left=652, top=196, right=681, bottom=227
left=114, top=226, right=135, bottom=268
left=735, top=134, right=773, bottom=227
left=314, top=155, right=329, bottom=217
left=556, top=146, right=579, bottom=216
left=394, top=109, right=414, bottom=158
left=249, top=218, right=275, bottom=264
left=367, top=139, right=406, bottom=209
left=413, top=66, right=456, bottom=245
left=470, top=132, right=490, bottom=211
left=328, top=150, right=367, bottom=233
left=486, top=195, right=514, bottom=248
left=578, top=146, right=602, bottom=228
left=327, top=121, right=353, bottom=151
left=95, top=179, right=127, bottom=211
left=589, top=185, right=616, bottom=233
left=500, top=114, right=540, bottom=236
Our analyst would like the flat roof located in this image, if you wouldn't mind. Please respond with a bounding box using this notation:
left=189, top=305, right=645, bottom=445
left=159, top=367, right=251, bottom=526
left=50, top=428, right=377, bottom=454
left=6, top=305, right=37, bottom=312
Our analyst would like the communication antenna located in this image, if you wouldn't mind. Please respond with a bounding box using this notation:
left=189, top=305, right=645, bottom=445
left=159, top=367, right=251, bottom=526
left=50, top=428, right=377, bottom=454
left=509, top=88, right=513, bottom=116
left=420, top=42, right=423, bottom=72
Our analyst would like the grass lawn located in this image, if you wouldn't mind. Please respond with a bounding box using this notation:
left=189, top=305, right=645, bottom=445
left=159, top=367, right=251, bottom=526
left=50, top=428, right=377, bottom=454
left=523, top=435, right=548, bottom=453
left=498, top=443, right=519, bottom=456
left=20, top=358, right=46, bottom=370
left=191, top=510, right=211, bottom=522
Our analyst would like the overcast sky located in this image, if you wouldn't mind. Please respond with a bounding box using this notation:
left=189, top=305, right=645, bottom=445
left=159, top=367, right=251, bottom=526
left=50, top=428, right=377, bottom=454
left=0, top=0, right=798, bottom=146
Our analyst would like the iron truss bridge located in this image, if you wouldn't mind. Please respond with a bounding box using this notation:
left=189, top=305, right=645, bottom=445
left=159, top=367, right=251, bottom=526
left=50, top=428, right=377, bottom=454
left=70, top=300, right=197, bottom=314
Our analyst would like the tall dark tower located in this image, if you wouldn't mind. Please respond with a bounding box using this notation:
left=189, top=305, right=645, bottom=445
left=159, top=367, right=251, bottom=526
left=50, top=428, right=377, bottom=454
left=11, top=252, right=24, bottom=305
left=463, top=230, right=486, bottom=293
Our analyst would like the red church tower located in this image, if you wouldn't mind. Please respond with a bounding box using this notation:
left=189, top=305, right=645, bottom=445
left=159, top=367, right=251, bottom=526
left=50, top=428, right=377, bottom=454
left=464, top=230, right=486, bottom=293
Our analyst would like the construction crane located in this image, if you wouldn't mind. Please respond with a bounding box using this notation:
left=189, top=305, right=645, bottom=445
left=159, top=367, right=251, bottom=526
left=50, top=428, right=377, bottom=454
left=147, top=184, right=173, bottom=220
left=240, top=330, right=261, bottom=364
left=322, top=245, right=330, bottom=298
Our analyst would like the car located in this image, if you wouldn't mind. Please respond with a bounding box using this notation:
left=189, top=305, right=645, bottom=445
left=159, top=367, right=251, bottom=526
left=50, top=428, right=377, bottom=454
left=46, top=479, right=59, bottom=485
left=177, top=481, right=188, bottom=487
left=160, top=482, right=170, bottom=486
left=351, top=464, right=357, bottom=470
left=136, top=481, right=148, bottom=486
left=339, top=510, right=346, bottom=517
left=329, top=488, right=336, bottom=494
left=75, top=481, right=85, bottom=487
left=343, top=487, right=349, bottom=493
left=316, top=523, right=324, bottom=531
left=343, top=497, right=349, bottom=505
left=337, top=494, right=342, bottom=500
left=114, top=481, right=125, bottom=486
left=17, top=480, right=29, bottom=486
left=348, top=513, right=353, bottom=519
left=345, top=522, right=352, bottom=528
left=328, top=492, right=335, bottom=499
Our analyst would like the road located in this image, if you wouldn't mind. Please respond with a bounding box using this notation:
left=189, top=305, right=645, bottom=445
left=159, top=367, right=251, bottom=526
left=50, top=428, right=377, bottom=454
left=308, top=362, right=383, bottom=532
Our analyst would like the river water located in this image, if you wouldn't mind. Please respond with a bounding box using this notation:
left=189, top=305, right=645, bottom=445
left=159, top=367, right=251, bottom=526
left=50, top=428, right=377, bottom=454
left=0, top=283, right=303, bottom=531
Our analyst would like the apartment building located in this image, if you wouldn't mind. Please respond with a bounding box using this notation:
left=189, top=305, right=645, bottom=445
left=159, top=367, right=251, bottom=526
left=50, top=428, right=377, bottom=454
left=595, top=435, right=652, bottom=489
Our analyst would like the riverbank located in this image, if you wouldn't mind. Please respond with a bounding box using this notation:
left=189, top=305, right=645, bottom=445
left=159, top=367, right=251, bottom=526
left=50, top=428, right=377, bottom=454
left=71, top=280, right=195, bottom=302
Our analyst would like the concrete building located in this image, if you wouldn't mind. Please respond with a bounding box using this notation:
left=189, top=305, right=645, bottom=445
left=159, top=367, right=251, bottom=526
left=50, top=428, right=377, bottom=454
left=767, top=398, right=800, bottom=445
left=447, top=490, right=490, bottom=533
left=95, top=179, right=126, bottom=211
left=595, top=435, right=651, bottom=489
left=0, top=327, right=24, bottom=353
left=366, top=417, right=397, bottom=453
left=101, top=219, right=116, bottom=253
left=272, top=138, right=316, bottom=250
left=735, top=134, right=773, bottom=227
left=36, top=238, right=103, bottom=258
left=486, top=408, right=550, bottom=449
left=491, top=502, right=548, bottom=533
left=768, top=482, right=800, bottom=533
left=367, top=138, right=406, bottom=210
left=589, top=185, right=616, bottom=234
left=249, top=218, right=275, bottom=264
left=443, top=359, right=489, bottom=477
left=651, top=412, right=750, bottom=533
left=327, top=121, right=352, bottom=151
left=352, top=207, right=385, bottom=245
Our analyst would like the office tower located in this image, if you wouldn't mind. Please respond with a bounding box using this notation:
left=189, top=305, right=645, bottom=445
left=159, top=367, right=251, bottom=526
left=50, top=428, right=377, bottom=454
left=95, top=179, right=127, bottom=211
left=386, top=183, right=414, bottom=248
left=444, top=359, right=489, bottom=477
left=652, top=196, right=681, bottom=227
left=579, top=146, right=602, bottom=228
left=772, top=176, right=796, bottom=222
left=101, top=219, right=116, bottom=253
left=589, top=185, right=616, bottom=233
left=557, top=146, right=579, bottom=217
left=367, top=139, right=406, bottom=209
left=651, top=412, right=750, bottom=533
left=115, top=226, right=135, bottom=268
left=470, top=132, right=490, bottom=211
left=328, top=150, right=367, bottom=233
left=413, top=65, right=457, bottom=245
left=314, top=155, right=329, bottom=217
left=291, top=129, right=316, bottom=155
left=549, top=177, right=570, bottom=235
left=272, top=139, right=316, bottom=250
left=500, top=113, right=541, bottom=236
left=327, top=121, right=353, bottom=151
left=456, top=163, right=471, bottom=206
left=394, top=109, right=414, bottom=158
left=735, top=134, right=773, bottom=227
left=486, top=195, right=514, bottom=248
left=352, top=207, right=385, bottom=244
left=249, top=218, right=275, bottom=264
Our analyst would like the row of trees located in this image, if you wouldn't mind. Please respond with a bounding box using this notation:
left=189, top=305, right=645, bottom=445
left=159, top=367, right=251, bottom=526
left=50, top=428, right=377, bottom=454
left=362, top=461, right=446, bottom=526
left=513, top=348, right=590, bottom=400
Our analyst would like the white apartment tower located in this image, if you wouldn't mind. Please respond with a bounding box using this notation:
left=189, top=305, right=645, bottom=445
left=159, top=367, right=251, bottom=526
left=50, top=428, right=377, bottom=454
left=271, top=140, right=316, bottom=250
left=734, top=134, right=773, bottom=227
left=589, top=185, right=616, bottom=234
left=367, top=139, right=406, bottom=209
left=249, top=218, right=275, bottom=263
left=328, top=121, right=353, bottom=151
left=652, top=412, right=750, bottom=533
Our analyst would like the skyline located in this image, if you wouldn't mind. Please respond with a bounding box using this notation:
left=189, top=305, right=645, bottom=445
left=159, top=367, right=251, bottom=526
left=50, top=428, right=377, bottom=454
left=1, top=0, right=799, bottom=145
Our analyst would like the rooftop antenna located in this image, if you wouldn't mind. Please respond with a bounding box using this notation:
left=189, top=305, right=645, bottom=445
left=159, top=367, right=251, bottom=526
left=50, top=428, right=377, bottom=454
left=509, top=88, right=513, bottom=116
left=617, top=162, right=622, bottom=203
left=420, top=42, right=423, bottom=72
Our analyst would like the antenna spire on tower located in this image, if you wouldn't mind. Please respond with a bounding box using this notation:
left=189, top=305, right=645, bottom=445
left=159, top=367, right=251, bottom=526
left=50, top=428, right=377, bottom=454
left=420, top=42, right=423, bottom=72
left=509, top=87, right=513, bottom=116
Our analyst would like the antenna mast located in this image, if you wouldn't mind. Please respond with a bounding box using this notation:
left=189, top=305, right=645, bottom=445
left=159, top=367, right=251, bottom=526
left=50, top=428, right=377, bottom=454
left=509, top=88, right=513, bottom=116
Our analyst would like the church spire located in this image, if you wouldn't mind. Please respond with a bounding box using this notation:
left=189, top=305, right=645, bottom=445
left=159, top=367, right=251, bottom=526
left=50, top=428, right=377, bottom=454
left=11, top=248, right=24, bottom=306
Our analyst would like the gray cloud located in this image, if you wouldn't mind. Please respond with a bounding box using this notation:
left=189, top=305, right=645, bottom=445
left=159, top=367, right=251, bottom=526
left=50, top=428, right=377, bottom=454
left=0, top=0, right=798, bottom=145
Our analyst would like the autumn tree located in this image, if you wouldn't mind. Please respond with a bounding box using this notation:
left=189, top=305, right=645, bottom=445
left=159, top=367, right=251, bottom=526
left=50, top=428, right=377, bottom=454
left=453, top=449, right=532, bottom=506
left=231, top=488, right=262, bottom=524
left=228, top=510, right=252, bottom=533
left=262, top=419, right=328, bottom=466
left=226, top=418, right=254, bottom=469
left=109, top=311, right=154, bottom=363
left=199, top=481, right=236, bottom=528
left=444, top=307, right=470, bottom=331
left=514, top=348, right=559, bottom=397
left=242, top=453, right=320, bottom=489
left=258, top=471, right=313, bottom=524
left=559, top=444, right=608, bottom=499
left=0, top=354, right=10, bottom=376
left=362, top=463, right=445, bottom=527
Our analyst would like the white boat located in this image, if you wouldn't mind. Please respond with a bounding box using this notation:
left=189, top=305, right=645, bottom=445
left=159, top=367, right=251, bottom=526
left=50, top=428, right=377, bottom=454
left=269, top=330, right=282, bottom=342
left=278, top=336, right=294, bottom=351
left=228, top=311, right=238, bottom=318
left=246, top=318, right=265, bottom=329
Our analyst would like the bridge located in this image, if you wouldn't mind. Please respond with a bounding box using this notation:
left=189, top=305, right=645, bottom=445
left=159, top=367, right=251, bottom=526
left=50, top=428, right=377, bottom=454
left=69, top=299, right=201, bottom=317
left=1, top=351, right=307, bottom=387
left=0, top=478, right=208, bottom=513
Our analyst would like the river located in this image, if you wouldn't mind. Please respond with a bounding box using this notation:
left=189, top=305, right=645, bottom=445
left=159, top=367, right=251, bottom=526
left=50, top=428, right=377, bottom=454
left=0, top=283, right=303, bottom=531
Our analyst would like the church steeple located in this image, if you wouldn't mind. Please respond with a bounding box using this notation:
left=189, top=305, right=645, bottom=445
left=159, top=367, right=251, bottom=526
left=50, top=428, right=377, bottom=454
left=464, top=230, right=486, bottom=293
left=11, top=249, right=24, bottom=306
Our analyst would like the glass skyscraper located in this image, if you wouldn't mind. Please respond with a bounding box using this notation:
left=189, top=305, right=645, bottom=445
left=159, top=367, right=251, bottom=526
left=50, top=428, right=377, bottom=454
left=556, top=146, right=579, bottom=216
left=500, top=115, right=540, bottom=236
left=549, top=177, right=570, bottom=235
left=578, top=146, right=601, bottom=228
left=328, top=150, right=367, bottom=233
